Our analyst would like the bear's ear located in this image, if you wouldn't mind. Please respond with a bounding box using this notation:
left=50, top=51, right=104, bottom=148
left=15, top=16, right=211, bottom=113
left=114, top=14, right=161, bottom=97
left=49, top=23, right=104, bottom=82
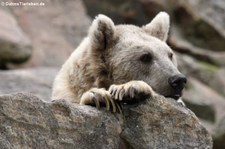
left=88, top=14, right=115, bottom=51
left=143, top=12, right=170, bottom=42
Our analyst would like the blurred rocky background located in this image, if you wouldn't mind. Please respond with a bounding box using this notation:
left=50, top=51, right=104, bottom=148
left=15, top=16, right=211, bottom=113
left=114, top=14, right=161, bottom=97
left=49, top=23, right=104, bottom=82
left=0, top=0, right=224, bottom=148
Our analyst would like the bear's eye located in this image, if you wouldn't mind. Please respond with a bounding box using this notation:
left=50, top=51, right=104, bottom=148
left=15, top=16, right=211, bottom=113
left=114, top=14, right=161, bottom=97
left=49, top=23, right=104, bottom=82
left=139, top=53, right=152, bottom=63
left=168, top=53, right=173, bottom=60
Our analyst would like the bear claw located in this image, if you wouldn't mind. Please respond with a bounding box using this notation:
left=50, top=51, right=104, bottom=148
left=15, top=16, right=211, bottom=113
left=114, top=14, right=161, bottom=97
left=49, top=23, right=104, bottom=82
left=80, top=88, right=122, bottom=113
left=109, top=80, right=154, bottom=102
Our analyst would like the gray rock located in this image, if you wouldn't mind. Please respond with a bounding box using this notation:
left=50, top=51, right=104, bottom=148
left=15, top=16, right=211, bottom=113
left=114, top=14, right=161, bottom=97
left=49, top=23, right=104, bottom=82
left=209, top=69, right=225, bottom=97
left=170, top=27, right=225, bottom=67
left=213, top=115, right=225, bottom=149
left=0, top=93, right=212, bottom=149
left=182, top=78, right=225, bottom=132
left=0, top=67, right=58, bottom=101
left=182, top=78, right=225, bottom=120
left=0, top=10, right=32, bottom=68
left=184, top=99, right=215, bottom=123
left=83, top=0, right=151, bottom=26
left=7, top=0, right=91, bottom=68
left=121, top=96, right=212, bottom=149
left=170, top=0, right=225, bottom=52
left=177, top=54, right=225, bottom=97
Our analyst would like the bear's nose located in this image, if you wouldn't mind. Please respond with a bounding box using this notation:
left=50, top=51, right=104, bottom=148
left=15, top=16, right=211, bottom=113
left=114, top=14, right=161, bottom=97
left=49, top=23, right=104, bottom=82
left=168, top=75, right=187, bottom=91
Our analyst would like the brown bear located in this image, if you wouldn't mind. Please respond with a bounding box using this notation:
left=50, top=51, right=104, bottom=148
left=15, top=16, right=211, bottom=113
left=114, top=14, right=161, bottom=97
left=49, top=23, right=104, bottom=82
left=51, top=12, right=187, bottom=112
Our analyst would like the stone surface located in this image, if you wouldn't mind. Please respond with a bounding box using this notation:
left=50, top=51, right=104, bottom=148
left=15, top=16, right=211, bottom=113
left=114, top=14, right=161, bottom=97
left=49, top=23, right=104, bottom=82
left=176, top=54, right=225, bottom=140
left=0, top=0, right=224, bottom=148
left=183, top=78, right=225, bottom=126
left=213, top=115, right=225, bottom=149
left=184, top=99, right=215, bottom=123
left=169, top=0, right=225, bottom=52
left=0, top=67, right=58, bottom=101
left=169, top=27, right=225, bottom=66
left=0, top=93, right=212, bottom=149
left=6, top=0, right=91, bottom=68
left=0, top=9, right=32, bottom=68
left=209, top=69, right=225, bottom=97
left=83, top=0, right=149, bottom=26
left=121, top=96, right=212, bottom=149
left=177, top=54, right=225, bottom=97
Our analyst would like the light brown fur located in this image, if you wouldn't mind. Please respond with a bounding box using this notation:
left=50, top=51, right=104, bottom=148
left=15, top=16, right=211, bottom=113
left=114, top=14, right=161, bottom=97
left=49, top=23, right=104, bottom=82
left=52, top=12, right=185, bottom=110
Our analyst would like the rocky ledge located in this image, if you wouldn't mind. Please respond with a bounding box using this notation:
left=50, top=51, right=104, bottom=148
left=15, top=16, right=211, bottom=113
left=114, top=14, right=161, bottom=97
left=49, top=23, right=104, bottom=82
left=0, top=93, right=212, bottom=149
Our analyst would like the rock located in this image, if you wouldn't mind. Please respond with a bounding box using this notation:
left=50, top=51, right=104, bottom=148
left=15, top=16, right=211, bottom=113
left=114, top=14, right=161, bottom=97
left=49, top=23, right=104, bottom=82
left=192, top=0, right=225, bottom=39
left=83, top=0, right=150, bottom=25
left=0, top=93, right=212, bottom=149
left=177, top=54, right=225, bottom=97
left=82, top=0, right=168, bottom=26
left=0, top=67, right=58, bottom=101
left=0, top=9, right=32, bottom=69
left=184, top=99, right=215, bottom=123
left=213, top=115, right=225, bottom=149
left=170, top=0, right=225, bottom=52
left=169, top=26, right=225, bottom=66
left=121, top=96, right=212, bottom=149
left=6, top=0, right=91, bottom=68
left=209, top=68, right=225, bottom=97
left=200, top=119, right=215, bottom=136
left=183, top=78, right=225, bottom=128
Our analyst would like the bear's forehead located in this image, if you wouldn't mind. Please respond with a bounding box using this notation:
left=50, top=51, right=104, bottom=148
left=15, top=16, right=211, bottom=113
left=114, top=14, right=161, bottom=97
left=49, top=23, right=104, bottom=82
left=115, top=25, right=172, bottom=54
left=116, top=25, right=163, bottom=44
left=115, top=25, right=145, bottom=38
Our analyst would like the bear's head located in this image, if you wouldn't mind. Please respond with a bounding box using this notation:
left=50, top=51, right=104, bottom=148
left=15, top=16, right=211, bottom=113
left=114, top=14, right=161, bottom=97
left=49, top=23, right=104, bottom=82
left=88, top=12, right=187, bottom=100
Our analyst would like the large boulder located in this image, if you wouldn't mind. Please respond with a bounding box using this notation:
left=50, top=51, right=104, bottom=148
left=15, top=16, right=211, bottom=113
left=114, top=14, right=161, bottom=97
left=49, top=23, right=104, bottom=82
left=0, top=93, right=212, bottom=149
left=209, top=69, right=225, bottom=97
left=0, top=67, right=58, bottom=101
left=170, top=0, right=225, bottom=51
left=6, top=0, right=91, bottom=68
left=170, top=28, right=225, bottom=67
left=0, top=9, right=32, bottom=69
left=182, top=78, right=225, bottom=132
left=213, top=115, right=225, bottom=149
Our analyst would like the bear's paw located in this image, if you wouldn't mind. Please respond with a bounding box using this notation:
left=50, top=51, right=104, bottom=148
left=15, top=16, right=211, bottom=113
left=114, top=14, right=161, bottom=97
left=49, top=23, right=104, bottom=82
left=80, top=88, right=122, bottom=113
left=109, top=80, right=155, bottom=104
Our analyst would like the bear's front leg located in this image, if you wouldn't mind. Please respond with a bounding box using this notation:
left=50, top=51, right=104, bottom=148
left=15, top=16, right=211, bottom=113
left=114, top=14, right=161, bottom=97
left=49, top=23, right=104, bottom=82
left=80, top=88, right=122, bottom=113
left=109, top=80, right=155, bottom=104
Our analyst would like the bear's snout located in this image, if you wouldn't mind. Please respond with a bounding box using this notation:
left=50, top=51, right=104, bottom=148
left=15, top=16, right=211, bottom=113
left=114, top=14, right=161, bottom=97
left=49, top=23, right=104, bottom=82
left=168, top=74, right=187, bottom=94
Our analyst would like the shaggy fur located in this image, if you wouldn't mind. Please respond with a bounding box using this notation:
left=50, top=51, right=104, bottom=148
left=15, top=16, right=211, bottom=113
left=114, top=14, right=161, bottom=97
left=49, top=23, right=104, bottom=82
left=52, top=12, right=185, bottom=110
